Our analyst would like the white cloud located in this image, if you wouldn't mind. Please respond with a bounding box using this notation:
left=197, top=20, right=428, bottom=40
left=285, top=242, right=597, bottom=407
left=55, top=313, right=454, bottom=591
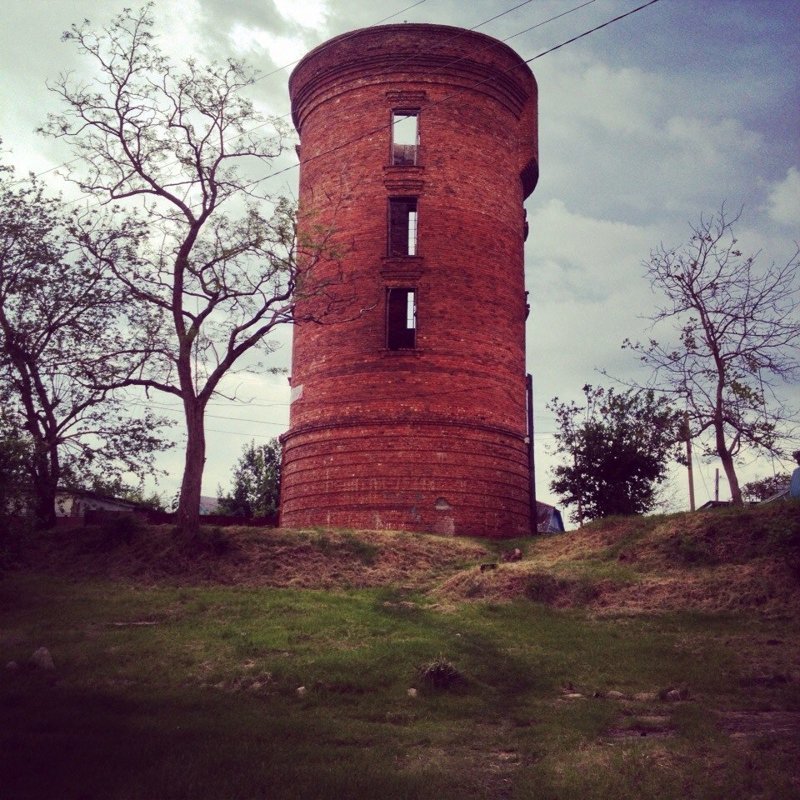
left=535, top=50, right=767, bottom=220
left=526, top=199, right=658, bottom=297
left=228, top=22, right=308, bottom=69
left=274, top=0, right=329, bottom=32
left=544, top=59, right=664, bottom=138
left=160, top=0, right=209, bottom=62
left=766, top=166, right=800, bottom=226
left=665, top=116, right=763, bottom=170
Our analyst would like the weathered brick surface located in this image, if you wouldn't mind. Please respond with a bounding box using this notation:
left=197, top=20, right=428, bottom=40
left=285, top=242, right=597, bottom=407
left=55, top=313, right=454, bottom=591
left=280, top=24, right=538, bottom=537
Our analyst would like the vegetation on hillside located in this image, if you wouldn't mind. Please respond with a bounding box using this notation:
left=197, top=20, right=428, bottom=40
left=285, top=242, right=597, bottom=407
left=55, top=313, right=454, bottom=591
left=2, top=503, right=798, bottom=799
left=548, top=384, right=682, bottom=524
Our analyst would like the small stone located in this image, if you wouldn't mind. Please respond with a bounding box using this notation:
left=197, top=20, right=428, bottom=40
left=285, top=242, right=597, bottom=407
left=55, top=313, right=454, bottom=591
left=502, top=548, right=523, bottom=562
left=633, top=692, right=656, bottom=702
left=296, top=685, right=306, bottom=697
left=407, top=688, right=418, bottom=698
left=6, top=661, right=19, bottom=671
left=31, top=647, right=54, bottom=671
left=606, top=690, right=625, bottom=700
left=564, top=692, right=583, bottom=699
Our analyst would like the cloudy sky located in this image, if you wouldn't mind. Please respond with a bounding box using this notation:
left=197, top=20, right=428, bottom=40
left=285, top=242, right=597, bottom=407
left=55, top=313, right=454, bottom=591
left=1, top=0, right=798, bottom=515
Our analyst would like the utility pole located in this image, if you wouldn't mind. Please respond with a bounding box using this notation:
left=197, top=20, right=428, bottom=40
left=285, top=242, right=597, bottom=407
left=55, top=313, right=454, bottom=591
left=684, top=411, right=696, bottom=511
left=715, top=468, right=720, bottom=502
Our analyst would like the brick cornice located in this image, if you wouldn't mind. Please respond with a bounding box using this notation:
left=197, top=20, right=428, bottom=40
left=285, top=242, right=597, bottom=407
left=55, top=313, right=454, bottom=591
left=282, top=415, right=525, bottom=444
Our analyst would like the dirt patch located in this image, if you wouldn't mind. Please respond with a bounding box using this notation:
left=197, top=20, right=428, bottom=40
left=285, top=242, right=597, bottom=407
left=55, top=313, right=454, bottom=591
left=607, top=714, right=675, bottom=739
left=393, top=738, right=529, bottom=800
left=716, top=710, right=800, bottom=738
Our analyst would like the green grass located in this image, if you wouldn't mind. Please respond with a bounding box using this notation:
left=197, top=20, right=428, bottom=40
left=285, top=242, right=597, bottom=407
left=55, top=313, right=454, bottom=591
left=2, top=573, right=799, bottom=799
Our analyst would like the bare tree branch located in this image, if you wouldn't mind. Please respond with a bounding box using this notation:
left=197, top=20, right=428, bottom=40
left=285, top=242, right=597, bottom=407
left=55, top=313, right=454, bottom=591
left=40, top=5, right=346, bottom=534
left=622, top=206, right=800, bottom=504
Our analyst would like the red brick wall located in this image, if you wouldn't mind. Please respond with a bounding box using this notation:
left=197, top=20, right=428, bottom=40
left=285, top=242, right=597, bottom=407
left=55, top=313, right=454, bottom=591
left=281, top=24, right=538, bottom=538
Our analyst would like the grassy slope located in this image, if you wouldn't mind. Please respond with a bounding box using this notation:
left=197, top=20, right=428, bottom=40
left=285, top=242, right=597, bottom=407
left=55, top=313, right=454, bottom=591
left=1, top=504, right=799, bottom=799
left=438, top=503, right=800, bottom=614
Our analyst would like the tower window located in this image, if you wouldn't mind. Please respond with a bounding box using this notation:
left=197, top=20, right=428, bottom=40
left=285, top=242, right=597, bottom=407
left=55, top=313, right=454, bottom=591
left=391, top=110, right=418, bottom=166
left=388, top=198, right=418, bottom=256
left=386, top=288, right=416, bottom=350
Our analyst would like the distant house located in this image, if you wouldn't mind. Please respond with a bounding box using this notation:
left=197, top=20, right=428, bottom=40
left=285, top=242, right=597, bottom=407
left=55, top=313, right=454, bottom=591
left=696, top=500, right=733, bottom=511
left=55, top=489, right=146, bottom=519
left=760, top=485, right=790, bottom=504
left=696, top=499, right=763, bottom=510
left=199, top=495, right=220, bottom=515
left=535, top=501, right=565, bottom=533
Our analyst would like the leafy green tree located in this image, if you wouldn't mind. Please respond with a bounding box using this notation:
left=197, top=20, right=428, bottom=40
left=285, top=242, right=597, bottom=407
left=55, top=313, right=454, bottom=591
left=41, top=6, right=342, bottom=535
left=549, top=385, right=682, bottom=524
left=741, top=473, right=790, bottom=502
left=0, top=163, right=171, bottom=528
left=0, top=411, right=31, bottom=517
left=624, top=208, right=800, bottom=505
left=218, top=439, right=281, bottom=518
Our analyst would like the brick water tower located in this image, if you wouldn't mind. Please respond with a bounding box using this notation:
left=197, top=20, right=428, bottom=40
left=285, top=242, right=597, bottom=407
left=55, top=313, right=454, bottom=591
left=280, top=24, right=538, bottom=537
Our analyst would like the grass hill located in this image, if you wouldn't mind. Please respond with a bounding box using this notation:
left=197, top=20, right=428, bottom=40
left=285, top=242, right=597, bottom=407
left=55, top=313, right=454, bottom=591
left=9, top=502, right=799, bottom=615
left=1, top=503, right=799, bottom=799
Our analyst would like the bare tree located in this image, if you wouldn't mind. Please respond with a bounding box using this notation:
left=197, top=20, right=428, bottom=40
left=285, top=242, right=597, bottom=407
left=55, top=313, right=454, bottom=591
left=624, top=207, right=799, bottom=504
left=41, top=5, right=343, bottom=534
left=0, top=165, right=170, bottom=527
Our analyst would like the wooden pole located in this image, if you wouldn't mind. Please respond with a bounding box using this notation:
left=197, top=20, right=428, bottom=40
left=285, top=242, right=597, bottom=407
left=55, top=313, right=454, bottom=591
left=685, top=412, right=696, bottom=512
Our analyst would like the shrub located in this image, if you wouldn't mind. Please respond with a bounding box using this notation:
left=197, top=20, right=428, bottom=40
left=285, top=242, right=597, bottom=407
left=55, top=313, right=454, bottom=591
left=192, top=526, right=233, bottom=556
left=663, top=533, right=717, bottom=565
left=416, top=656, right=466, bottom=690
left=524, top=572, right=599, bottom=605
left=81, top=512, right=144, bottom=551
left=524, top=572, right=567, bottom=603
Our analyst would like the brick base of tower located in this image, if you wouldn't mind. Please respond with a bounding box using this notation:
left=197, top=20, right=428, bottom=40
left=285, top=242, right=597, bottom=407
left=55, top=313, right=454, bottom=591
left=280, top=420, right=531, bottom=537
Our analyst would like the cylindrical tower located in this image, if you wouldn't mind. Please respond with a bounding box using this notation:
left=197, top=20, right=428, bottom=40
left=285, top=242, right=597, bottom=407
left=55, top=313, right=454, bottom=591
left=281, top=24, right=538, bottom=537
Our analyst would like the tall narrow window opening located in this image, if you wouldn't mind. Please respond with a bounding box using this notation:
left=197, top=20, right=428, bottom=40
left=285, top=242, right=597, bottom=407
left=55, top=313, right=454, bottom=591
left=386, top=288, right=417, bottom=350
left=391, top=111, right=418, bottom=166
left=388, top=198, right=418, bottom=256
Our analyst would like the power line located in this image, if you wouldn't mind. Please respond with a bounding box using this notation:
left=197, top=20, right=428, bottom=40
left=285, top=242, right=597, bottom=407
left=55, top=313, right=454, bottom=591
left=250, top=0, right=534, bottom=87
left=26, top=0, right=596, bottom=198
left=125, top=392, right=559, bottom=423
left=17, top=0, right=536, bottom=188
left=254, top=0, right=660, bottom=184
left=524, top=0, right=662, bottom=63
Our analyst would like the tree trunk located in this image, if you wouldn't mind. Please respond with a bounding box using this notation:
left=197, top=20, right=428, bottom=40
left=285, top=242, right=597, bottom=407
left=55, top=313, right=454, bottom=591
left=30, top=442, right=58, bottom=529
left=32, top=480, right=57, bottom=529
left=719, top=449, right=742, bottom=505
left=713, top=406, right=742, bottom=505
left=176, top=400, right=206, bottom=535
